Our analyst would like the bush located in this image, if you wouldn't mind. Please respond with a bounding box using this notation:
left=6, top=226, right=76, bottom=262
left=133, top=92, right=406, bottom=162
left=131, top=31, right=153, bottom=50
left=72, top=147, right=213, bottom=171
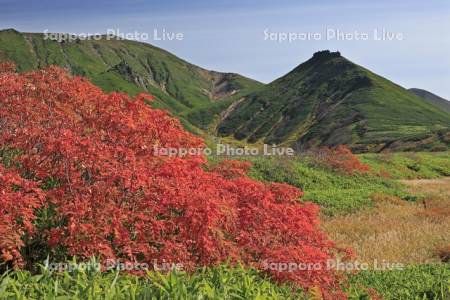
left=0, top=63, right=348, bottom=298
left=316, top=146, right=370, bottom=175
left=0, top=166, right=44, bottom=269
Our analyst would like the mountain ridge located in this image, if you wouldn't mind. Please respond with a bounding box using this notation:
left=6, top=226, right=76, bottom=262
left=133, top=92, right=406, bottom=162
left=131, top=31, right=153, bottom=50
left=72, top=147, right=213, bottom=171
left=216, top=50, right=450, bottom=152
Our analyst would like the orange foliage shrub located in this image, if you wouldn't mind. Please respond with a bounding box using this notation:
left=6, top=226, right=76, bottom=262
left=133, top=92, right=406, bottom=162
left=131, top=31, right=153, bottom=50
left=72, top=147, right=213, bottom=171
left=0, top=63, right=349, bottom=298
left=318, top=145, right=370, bottom=175
left=0, top=165, right=44, bottom=267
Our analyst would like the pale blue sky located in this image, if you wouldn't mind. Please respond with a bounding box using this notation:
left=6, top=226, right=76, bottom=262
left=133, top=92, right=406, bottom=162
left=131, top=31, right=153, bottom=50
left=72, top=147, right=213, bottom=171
left=1, top=0, right=449, bottom=99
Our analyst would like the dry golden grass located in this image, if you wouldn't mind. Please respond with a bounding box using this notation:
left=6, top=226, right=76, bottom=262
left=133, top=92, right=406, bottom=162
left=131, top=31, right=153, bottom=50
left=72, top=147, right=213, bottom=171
left=321, top=178, right=450, bottom=265
left=399, top=177, right=450, bottom=196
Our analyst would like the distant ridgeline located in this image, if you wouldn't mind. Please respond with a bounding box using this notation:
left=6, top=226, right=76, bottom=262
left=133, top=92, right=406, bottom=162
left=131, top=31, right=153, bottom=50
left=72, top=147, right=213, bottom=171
left=1, top=30, right=449, bottom=152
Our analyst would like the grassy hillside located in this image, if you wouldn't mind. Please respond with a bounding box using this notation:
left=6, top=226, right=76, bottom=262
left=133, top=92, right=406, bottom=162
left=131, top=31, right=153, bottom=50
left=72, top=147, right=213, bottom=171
left=217, top=50, right=450, bottom=152
left=0, top=28, right=262, bottom=132
left=409, top=88, right=450, bottom=113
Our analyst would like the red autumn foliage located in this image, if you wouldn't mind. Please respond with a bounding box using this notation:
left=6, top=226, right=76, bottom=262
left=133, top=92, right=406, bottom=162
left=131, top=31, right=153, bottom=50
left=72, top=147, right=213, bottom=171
left=209, top=159, right=253, bottom=179
left=318, top=145, right=370, bottom=175
left=0, top=61, right=15, bottom=73
left=0, top=165, right=44, bottom=267
left=0, top=62, right=349, bottom=298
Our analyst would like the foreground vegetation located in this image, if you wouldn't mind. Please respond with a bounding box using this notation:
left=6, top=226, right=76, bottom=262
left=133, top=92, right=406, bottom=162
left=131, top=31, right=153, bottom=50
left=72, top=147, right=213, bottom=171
left=0, top=264, right=300, bottom=300
left=1, top=263, right=448, bottom=300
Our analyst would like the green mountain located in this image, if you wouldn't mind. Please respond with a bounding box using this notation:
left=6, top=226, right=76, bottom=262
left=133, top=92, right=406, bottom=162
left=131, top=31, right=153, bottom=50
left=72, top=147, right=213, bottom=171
left=0, top=28, right=262, bottom=133
left=408, top=88, right=450, bottom=114
left=217, top=51, right=450, bottom=152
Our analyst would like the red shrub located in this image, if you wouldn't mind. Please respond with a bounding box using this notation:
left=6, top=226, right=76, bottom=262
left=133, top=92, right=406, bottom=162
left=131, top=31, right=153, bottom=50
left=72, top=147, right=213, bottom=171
left=318, top=146, right=370, bottom=175
left=0, top=62, right=349, bottom=298
left=0, top=165, right=44, bottom=267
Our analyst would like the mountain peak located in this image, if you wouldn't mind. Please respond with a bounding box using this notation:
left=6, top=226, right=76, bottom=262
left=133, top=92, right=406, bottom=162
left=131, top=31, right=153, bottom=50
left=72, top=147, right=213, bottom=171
left=311, top=50, right=341, bottom=61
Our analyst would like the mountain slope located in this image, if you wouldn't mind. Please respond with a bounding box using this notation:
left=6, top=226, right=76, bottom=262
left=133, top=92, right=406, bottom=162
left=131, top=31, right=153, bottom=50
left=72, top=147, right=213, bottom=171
left=217, top=51, right=450, bottom=152
left=408, top=88, right=450, bottom=113
left=0, top=28, right=262, bottom=132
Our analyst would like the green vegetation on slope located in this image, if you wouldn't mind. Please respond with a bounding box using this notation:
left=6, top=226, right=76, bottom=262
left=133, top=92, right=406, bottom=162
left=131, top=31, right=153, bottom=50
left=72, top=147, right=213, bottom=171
left=217, top=50, right=450, bottom=152
left=0, top=28, right=262, bottom=132
left=244, top=156, right=407, bottom=215
left=211, top=151, right=449, bottom=215
left=360, top=151, right=450, bottom=179
left=409, top=88, right=450, bottom=114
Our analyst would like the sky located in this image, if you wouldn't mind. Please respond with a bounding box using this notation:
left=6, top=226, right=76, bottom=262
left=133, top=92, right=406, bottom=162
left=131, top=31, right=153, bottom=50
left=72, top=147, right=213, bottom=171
left=1, top=0, right=450, bottom=99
